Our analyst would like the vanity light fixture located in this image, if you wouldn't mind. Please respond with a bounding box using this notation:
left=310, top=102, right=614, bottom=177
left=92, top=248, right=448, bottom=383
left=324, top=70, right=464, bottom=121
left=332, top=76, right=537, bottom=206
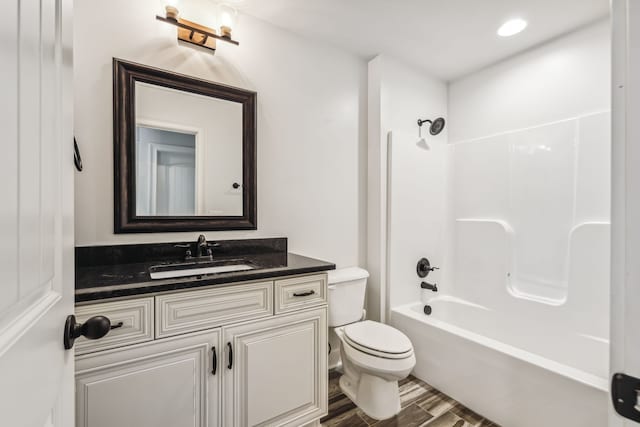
left=497, top=18, right=528, bottom=37
left=156, top=1, right=239, bottom=53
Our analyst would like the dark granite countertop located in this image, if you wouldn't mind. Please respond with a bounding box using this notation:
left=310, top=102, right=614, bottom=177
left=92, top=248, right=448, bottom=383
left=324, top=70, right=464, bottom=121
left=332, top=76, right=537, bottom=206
left=75, top=238, right=335, bottom=303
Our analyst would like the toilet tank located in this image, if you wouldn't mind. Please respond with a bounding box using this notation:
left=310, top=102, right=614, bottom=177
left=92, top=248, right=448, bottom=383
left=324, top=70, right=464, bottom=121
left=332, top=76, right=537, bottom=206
left=327, top=267, right=369, bottom=327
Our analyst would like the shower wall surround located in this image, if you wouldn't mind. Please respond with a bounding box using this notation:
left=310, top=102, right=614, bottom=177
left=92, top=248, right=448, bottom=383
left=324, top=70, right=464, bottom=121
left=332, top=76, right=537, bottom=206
left=451, top=111, right=610, bottom=305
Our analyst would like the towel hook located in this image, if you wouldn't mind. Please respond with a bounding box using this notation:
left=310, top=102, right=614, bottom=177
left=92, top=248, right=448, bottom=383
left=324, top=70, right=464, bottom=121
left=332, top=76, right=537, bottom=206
left=74, top=138, right=83, bottom=172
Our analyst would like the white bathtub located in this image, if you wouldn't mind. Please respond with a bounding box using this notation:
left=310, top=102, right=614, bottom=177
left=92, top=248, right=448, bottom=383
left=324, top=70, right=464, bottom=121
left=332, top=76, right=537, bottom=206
left=390, top=299, right=609, bottom=427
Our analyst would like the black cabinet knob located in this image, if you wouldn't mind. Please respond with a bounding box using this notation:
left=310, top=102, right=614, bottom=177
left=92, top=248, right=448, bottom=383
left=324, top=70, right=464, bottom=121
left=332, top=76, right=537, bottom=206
left=63, top=315, right=114, bottom=350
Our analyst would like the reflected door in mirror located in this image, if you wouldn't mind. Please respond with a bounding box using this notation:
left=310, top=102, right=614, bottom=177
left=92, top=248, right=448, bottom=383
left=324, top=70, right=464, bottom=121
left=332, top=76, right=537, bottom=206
left=135, top=82, right=243, bottom=217
left=135, top=126, right=196, bottom=216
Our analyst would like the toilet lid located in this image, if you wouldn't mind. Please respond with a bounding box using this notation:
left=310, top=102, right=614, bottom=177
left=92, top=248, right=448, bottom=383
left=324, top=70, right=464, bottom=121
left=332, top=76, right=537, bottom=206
left=343, top=321, right=413, bottom=357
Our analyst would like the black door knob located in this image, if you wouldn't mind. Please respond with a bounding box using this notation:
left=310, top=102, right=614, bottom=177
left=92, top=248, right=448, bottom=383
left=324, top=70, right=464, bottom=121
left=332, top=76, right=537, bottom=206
left=63, top=315, right=114, bottom=350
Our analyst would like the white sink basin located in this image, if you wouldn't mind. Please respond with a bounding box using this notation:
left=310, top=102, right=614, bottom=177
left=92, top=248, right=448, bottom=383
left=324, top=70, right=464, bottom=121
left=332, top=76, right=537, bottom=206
left=149, top=263, right=254, bottom=280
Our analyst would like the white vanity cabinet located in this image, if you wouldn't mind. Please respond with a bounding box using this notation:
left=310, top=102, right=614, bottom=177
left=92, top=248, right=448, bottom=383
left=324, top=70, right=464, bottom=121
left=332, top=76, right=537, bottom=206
left=75, top=273, right=328, bottom=427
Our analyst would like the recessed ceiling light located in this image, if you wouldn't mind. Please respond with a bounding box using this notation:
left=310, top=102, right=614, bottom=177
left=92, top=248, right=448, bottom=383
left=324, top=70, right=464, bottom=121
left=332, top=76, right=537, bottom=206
left=497, top=19, right=528, bottom=37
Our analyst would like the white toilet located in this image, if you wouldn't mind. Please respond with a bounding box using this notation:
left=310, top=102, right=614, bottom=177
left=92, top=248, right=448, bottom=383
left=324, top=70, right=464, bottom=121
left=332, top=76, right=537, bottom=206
left=328, top=267, right=416, bottom=420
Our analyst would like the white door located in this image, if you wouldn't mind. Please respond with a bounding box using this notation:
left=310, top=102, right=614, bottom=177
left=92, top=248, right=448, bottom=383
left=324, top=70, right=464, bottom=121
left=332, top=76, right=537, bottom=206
left=0, top=0, right=74, bottom=426
left=223, top=308, right=328, bottom=427
left=611, top=0, right=640, bottom=425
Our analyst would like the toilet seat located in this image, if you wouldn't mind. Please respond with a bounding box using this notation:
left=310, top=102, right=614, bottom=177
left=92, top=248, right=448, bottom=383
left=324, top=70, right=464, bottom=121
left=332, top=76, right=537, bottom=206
left=339, top=330, right=416, bottom=376
left=343, top=321, right=413, bottom=360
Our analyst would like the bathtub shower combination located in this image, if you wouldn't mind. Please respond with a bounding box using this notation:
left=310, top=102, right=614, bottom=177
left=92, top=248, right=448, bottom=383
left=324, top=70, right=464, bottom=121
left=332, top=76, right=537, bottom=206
left=387, top=111, right=611, bottom=427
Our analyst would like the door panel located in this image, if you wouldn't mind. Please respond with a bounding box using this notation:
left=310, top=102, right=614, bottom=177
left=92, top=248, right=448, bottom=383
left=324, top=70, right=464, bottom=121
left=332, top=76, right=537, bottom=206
left=40, top=0, right=60, bottom=284
left=75, top=329, right=222, bottom=427
left=0, top=0, right=74, bottom=426
left=223, top=308, right=327, bottom=427
left=247, top=326, right=315, bottom=424
left=19, top=0, right=44, bottom=298
left=0, top=0, right=19, bottom=315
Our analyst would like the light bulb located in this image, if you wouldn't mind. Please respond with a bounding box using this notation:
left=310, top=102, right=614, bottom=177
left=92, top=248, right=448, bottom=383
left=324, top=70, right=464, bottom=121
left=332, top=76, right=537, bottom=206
left=497, top=18, right=527, bottom=37
left=218, top=4, right=237, bottom=38
left=164, top=0, right=180, bottom=20
left=220, top=12, right=233, bottom=27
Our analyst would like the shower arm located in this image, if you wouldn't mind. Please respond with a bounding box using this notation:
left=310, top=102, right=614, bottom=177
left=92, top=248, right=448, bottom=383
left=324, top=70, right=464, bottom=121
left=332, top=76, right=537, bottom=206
left=417, top=119, right=432, bottom=138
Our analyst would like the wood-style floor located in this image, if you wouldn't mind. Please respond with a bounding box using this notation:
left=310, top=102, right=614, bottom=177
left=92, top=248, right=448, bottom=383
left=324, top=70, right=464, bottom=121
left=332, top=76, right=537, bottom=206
left=320, top=371, right=500, bottom=427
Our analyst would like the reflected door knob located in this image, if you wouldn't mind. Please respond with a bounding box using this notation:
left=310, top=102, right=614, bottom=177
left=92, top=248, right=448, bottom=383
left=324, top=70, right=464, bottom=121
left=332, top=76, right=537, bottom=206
left=63, top=315, right=121, bottom=350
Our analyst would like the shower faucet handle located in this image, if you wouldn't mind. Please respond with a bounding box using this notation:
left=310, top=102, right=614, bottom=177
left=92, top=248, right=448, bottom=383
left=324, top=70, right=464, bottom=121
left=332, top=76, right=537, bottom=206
left=417, top=258, right=439, bottom=278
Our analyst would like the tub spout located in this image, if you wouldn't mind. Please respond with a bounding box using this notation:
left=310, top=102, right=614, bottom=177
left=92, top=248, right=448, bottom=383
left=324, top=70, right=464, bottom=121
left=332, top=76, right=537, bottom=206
left=421, top=282, right=438, bottom=292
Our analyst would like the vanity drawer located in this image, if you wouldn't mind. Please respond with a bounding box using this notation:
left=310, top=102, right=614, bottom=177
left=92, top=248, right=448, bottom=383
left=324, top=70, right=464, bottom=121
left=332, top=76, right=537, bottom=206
left=275, top=274, right=327, bottom=314
left=75, top=297, right=154, bottom=355
left=155, top=281, right=273, bottom=338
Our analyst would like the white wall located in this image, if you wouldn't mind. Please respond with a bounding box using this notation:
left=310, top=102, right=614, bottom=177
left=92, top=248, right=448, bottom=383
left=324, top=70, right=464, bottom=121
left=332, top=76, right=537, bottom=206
left=74, top=0, right=367, bottom=268
left=449, top=20, right=610, bottom=141
left=368, top=55, right=448, bottom=321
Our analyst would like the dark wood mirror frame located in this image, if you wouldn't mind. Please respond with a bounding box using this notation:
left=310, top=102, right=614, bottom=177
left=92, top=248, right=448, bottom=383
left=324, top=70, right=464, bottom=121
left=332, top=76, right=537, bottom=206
left=113, top=58, right=257, bottom=233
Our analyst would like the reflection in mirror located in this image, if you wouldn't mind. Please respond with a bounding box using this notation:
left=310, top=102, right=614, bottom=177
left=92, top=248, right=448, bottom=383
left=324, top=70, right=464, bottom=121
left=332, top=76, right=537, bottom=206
left=134, top=82, right=243, bottom=217
left=135, top=126, right=196, bottom=216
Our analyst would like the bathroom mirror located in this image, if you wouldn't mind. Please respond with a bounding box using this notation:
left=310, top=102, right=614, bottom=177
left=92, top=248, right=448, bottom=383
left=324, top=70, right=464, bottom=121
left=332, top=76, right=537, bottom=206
left=113, top=59, right=256, bottom=233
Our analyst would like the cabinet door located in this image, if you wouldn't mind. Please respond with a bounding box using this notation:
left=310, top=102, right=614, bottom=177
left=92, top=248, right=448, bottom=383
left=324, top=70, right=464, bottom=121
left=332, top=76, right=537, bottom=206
left=223, top=307, right=327, bottom=427
left=76, top=329, right=222, bottom=427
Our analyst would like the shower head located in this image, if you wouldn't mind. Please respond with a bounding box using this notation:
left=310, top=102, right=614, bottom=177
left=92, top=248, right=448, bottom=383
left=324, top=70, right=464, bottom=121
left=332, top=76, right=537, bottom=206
left=417, top=117, right=446, bottom=136
left=430, top=117, right=446, bottom=135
